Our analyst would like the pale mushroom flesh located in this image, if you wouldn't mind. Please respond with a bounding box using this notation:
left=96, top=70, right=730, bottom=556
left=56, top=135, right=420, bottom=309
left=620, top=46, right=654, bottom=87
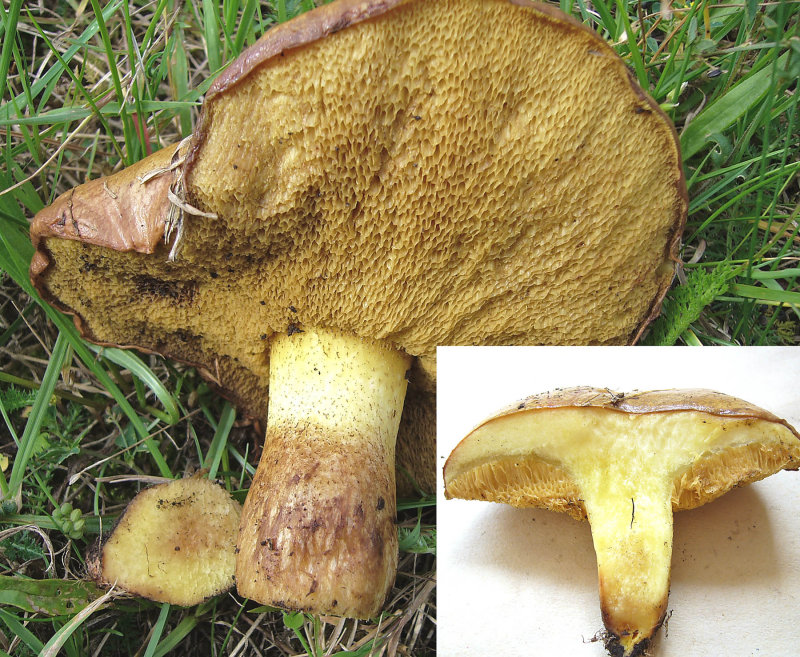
left=88, top=475, right=242, bottom=607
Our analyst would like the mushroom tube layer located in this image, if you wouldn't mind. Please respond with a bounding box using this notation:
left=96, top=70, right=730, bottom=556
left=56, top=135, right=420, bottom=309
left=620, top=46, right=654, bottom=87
left=32, top=0, right=686, bottom=617
left=444, top=387, right=800, bottom=657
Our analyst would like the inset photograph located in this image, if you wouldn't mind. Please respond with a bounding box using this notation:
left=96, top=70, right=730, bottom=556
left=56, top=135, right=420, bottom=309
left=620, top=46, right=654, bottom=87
left=438, top=346, right=800, bottom=657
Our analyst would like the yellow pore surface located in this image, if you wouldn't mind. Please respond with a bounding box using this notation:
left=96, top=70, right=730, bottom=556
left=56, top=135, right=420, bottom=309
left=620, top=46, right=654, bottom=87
left=95, top=477, right=242, bottom=606
left=38, top=0, right=684, bottom=491
left=188, top=0, right=681, bottom=359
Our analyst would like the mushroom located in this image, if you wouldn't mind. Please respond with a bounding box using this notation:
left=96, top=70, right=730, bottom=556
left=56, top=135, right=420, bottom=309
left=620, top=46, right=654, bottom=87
left=30, top=0, right=686, bottom=617
left=88, top=475, right=242, bottom=606
left=443, top=387, right=800, bottom=656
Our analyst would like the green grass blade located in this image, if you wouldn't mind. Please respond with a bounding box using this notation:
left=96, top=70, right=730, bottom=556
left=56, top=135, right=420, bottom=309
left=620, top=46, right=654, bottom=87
left=152, top=614, right=199, bottom=657
left=3, top=513, right=105, bottom=534
left=0, top=301, right=33, bottom=346
left=88, top=345, right=180, bottom=425
left=0, top=221, right=36, bottom=289
left=0, top=100, right=201, bottom=126
left=39, top=589, right=112, bottom=657
left=87, top=0, right=133, bottom=161
left=681, top=51, right=790, bottom=160
left=0, top=213, right=173, bottom=478
left=142, top=603, right=171, bottom=657
left=0, top=0, right=124, bottom=121
left=233, top=0, right=260, bottom=54
left=276, top=0, right=288, bottom=23
left=0, top=0, right=23, bottom=104
left=36, top=305, right=172, bottom=478
left=140, top=0, right=171, bottom=57
left=167, top=22, right=193, bottom=136
left=203, top=0, right=222, bottom=73
left=334, top=640, right=387, bottom=657
left=587, top=0, right=617, bottom=38
left=728, top=283, right=800, bottom=306
left=685, top=161, right=800, bottom=243
left=6, top=332, right=69, bottom=501
left=615, top=0, right=647, bottom=89
left=680, top=329, right=704, bottom=346
left=205, top=402, right=236, bottom=480
left=0, top=607, right=44, bottom=653
left=70, top=337, right=172, bottom=478
left=750, top=268, right=800, bottom=281
left=24, top=9, right=126, bottom=163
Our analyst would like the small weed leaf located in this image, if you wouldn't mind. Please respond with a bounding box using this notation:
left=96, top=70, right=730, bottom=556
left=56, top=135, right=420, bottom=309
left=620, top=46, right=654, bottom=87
left=335, top=638, right=386, bottom=657
left=0, top=386, right=38, bottom=414
left=705, top=131, right=733, bottom=167
left=680, top=51, right=792, bottom=160
left=282, top=610, right=306, bottom=630
left=0, top=526, right=45, bottom=560
left=398, top=510, right=436, bottom=555
left=0, top=575, right=105, bottom=616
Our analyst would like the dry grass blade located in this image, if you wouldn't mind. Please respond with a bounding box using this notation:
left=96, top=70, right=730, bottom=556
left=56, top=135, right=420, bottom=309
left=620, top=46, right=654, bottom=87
left=39, top=586, right=117, bottom=657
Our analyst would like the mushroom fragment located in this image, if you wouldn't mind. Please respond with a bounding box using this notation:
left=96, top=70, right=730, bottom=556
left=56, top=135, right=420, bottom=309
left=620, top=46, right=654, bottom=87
left=31, top=0, right=686, bottom=617
left=88, top=475, right=242, bottom=606
left=444, top=387, right=800, bottom=656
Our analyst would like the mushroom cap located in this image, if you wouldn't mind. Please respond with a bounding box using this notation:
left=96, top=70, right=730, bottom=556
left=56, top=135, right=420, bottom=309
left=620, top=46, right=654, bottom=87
left=31, top=0, right=685, bottom=492
left=444, top=386, right=800, bottom=519
left=184, top=0, right=685, bottom=360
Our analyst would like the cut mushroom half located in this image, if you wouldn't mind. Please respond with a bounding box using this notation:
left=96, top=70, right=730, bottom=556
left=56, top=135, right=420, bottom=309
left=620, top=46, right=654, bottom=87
left=88, top=475, right=242, bottom=606
left=444, top=387, right=800, bottom=657
left=31, top=0, right=686, bottom=618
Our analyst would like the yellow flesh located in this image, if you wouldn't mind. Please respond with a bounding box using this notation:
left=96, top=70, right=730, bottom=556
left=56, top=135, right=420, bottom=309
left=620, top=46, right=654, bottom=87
left=445, top=408, right=800, bottom=651
left=93, top=477, right=242, bottom=606
left=236, top=328, right=410, bottom=617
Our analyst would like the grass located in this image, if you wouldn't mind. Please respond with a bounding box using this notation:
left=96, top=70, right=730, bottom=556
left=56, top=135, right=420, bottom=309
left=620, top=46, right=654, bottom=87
left=0, top=0, right=798, bottom=654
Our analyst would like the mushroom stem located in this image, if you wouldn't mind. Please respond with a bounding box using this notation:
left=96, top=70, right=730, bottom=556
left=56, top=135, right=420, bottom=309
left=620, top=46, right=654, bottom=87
left=580, top=472, right=673, bottom=656
left=236, top=327, right=411, bottom=618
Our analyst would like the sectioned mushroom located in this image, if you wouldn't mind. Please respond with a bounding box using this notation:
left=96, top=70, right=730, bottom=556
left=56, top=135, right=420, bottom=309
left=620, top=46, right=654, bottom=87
left=30, top=0, right=686, bottom=617
left=444, top=387, right=800, bottom=656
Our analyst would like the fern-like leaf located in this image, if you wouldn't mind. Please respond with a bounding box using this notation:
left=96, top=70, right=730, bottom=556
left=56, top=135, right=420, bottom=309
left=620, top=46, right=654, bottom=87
left=0, top=386, right=39, bottom=414
left=644, top=263, right=739, bottom=346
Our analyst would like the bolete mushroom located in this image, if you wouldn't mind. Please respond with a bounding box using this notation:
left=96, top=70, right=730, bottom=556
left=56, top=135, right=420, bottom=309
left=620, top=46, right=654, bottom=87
left=31, top=0, right=686, bottom=617
left=88, top=475, right=242, bottom=606
left=444, top=387, right=800, bottom=656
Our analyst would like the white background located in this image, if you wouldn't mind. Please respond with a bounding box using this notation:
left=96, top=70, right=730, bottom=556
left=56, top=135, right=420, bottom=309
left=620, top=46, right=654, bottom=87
left=437, top=346, right=800, bottom=657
